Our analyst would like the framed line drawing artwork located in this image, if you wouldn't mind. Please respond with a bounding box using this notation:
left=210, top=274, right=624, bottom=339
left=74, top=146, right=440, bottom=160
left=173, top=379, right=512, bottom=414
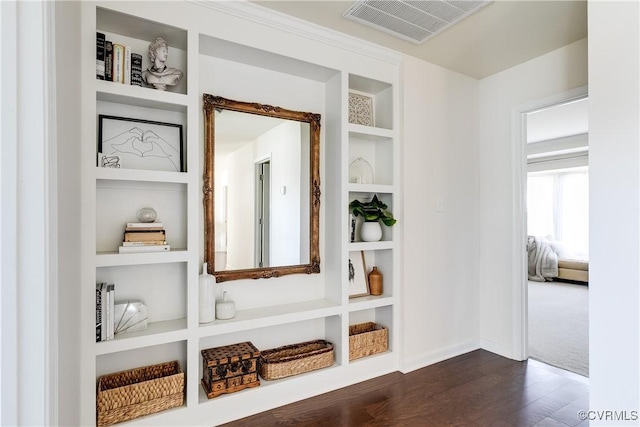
left=98, top=115, right=184, bottom=172
left=348, top=251, right=369, bottom=298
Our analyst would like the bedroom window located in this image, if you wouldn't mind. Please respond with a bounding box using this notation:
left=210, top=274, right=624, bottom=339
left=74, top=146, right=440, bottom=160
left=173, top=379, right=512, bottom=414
left=527, top=167, right=589, bottom=257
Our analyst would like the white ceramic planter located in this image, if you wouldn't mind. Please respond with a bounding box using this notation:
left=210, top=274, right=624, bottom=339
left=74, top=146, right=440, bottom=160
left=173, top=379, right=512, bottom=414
left=361, top=221, right=382, bottom=242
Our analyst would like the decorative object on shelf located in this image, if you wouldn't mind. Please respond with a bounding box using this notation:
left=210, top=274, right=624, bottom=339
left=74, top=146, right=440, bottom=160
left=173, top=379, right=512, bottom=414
left=349, top=194, right=396, bottom=242
left=348, top=92, right=374, bottom=126
left=349, top=322, right=388, bottom=361
left=96, top=360, right=184, bottom=426
left=349, top=157, right=374, bottom=184
left=348, top=251, right=369, bottom=298
left=142, top=37, right=183, bottom=91
left=98, top=115, right=184, bottom=172
left=136, top=207, right=157, bottom=223
left=368, top=266, right=383, bottom=296
left=215, top=291, right=236, bottom=320
left=199, top=262, right=216, bottom=324
left=100, top=155, right=120, bottom=168
left=259, top=340, right=334, bottom=380
left=201, top=341, right=260, bottom=399
left=114, top=301, right=148, bottom=335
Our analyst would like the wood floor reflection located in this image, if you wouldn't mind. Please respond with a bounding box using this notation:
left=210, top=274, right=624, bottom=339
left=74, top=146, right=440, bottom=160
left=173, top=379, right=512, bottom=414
left=221, top=349, right=589, bottom=427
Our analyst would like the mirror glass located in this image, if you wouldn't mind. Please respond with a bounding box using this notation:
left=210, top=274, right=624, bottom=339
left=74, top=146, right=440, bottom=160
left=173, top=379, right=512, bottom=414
left=203, top=95, right=321, bottom=282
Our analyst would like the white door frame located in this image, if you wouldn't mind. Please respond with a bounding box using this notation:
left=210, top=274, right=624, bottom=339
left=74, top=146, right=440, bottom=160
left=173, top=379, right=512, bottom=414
left=510, top=85, right=588, bottom=361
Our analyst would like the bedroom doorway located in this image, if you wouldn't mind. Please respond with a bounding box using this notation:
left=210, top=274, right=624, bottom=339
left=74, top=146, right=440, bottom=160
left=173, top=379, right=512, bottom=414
left=523, top=96, right=589, bottom=377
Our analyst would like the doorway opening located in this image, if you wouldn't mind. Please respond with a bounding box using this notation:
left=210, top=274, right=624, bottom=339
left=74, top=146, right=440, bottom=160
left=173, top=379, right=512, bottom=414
left=522, top=96, right=589, bottom=377
left=255, top=159, right=271, bottom=268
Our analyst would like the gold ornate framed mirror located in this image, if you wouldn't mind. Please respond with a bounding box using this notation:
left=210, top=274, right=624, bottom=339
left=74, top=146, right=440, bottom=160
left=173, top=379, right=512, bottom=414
left=203, top=94, right=321, bottom=282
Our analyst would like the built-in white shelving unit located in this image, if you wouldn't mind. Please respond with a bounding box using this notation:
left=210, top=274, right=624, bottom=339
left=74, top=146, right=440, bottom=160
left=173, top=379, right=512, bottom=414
left=79, top=1, right=400, bottom=425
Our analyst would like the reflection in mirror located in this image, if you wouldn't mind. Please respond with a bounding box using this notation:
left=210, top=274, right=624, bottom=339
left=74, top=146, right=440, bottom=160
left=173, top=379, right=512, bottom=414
left=203, top=95, right=321, bottom=282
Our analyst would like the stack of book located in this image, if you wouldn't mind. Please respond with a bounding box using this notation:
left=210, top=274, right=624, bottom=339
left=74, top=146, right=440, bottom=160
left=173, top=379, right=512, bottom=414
left=96, top=32, right=143, bottom=86
left=119, top=222, right=170, bottom=254
left=96, top=282, right=115, bottom=342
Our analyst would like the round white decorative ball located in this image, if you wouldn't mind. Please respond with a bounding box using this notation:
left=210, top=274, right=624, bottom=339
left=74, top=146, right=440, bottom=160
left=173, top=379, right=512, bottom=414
left=137, top=207, right=157, bottom=223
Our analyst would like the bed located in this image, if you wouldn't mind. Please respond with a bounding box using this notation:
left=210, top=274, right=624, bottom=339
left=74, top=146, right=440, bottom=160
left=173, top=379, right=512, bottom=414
left=527, top=236, right=589, bottom=284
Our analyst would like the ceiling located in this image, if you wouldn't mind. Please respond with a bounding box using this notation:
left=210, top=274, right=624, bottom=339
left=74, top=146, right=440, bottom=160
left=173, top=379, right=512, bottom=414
left=251, top=0, right=587, bottom=79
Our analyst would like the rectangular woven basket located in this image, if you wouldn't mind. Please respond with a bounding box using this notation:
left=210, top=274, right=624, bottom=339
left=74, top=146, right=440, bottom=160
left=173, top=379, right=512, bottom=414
left=96, top=360, right=184, bottom=426
left=349, top=322, right=388, bottom=361
left=259, top=339, right=334, bottom=380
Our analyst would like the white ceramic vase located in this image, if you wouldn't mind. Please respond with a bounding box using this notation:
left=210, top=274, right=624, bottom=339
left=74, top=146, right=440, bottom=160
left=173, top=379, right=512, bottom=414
left=199, top=262, right=216, bottom=324
left=361, top=221, right=382, bottom=242
left=216, top=291, right=236, bottom=320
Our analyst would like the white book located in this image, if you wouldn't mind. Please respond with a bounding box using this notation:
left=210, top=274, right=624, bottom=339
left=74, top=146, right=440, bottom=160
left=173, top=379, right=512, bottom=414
left=126, top=222, right=164, bottom=229
left=124, top=46, right=132, bottom=85
left=108, top=284, right=115, bottom=340
left=119, top=244, right=170, bottom=254
left=122, top=241, right=166, bottom=247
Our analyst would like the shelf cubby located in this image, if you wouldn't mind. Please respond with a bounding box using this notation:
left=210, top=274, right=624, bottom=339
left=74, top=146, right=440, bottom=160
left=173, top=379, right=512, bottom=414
left=96, top=262, right=188, bottom=330
left=348, top=131, right=394, bottom=186
left=95, top=180, right=187, bottom=253
left=348, top=74, right=394, bottom=130
left=348, top=192, right=395, bottom=243
left=96, top=6, right=188, bottom=95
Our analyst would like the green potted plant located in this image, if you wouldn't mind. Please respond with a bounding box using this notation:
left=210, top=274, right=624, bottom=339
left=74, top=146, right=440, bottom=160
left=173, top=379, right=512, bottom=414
left=349, top=195, right=396, bottom=241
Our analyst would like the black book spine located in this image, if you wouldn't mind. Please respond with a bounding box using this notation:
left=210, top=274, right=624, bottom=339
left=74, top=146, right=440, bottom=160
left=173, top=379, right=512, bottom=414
left=131, top=53, right=143, bottom=87
left=96, top=285, right=102, bottom=342
left=104, top=41, right=113, bottom=82
left=96, top=32, right=105, bottom=80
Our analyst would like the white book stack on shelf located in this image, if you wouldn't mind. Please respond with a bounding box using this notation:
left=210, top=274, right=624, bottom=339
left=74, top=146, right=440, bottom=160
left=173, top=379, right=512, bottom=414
left=118, top=222, right=170, bottom=253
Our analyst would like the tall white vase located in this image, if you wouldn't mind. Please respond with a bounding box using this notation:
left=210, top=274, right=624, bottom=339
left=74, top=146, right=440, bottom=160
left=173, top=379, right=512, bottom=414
left=360, top=221, right=382, bottom=242
left=199, top=262, right=216, bottom=324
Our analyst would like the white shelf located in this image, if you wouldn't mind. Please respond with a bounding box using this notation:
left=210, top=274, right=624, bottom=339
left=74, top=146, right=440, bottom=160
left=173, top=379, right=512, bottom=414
left=95, top=167, right=189, bottom=183
left=95, top=249, right=189, bottom=267
left=94, top=318, right=188, bottom=355
left=347, top=183, right=394, bottom=194
left=96, top=80, right=188, bottom=111
left=348, top=241, right=395, bottom=251
left=348, top=295, right=395, bottom=311
left=198, top=299, right=342, bottom=336
left=347, top=123, right=394, bottom=138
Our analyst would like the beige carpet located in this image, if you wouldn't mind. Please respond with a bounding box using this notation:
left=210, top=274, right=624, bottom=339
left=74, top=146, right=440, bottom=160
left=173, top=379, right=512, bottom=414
left=528, top=280, right=589, bottom=377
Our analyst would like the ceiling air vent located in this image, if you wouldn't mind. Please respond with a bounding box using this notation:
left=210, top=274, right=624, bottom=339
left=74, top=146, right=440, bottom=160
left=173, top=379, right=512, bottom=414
left=343, top=0, right=492, bottom=44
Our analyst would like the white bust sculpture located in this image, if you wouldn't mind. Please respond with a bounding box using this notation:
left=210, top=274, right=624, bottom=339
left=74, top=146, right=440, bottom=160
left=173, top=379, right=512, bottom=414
left=142, top=37, right=183, bottom=91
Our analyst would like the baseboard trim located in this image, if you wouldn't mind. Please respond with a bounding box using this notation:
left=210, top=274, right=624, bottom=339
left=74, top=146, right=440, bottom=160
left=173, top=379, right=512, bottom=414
left=399, top=339, right=481, bottom=374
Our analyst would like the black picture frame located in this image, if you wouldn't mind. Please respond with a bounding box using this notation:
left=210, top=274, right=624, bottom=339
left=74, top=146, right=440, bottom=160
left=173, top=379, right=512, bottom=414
left=98, top=115, right=184, bottom=172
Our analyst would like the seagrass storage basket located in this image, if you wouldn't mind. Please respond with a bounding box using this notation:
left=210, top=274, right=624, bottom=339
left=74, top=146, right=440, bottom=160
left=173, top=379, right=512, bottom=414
left=259, top=339, right=334, bottom=380
left=349, top=322, right=388, bottom=361
left=96, top=360, right=184, bottom=426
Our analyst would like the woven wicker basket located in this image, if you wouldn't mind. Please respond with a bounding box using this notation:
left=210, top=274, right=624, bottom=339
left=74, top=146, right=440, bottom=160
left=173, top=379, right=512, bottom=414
left=259, top=340, right=334, bottom=380
left=96, top=360, right=184, bottom=426
left=349, top=322, right=388, bottom=361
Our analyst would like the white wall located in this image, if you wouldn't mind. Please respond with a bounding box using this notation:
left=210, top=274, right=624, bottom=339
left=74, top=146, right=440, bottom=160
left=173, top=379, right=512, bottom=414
left=401, top=55, right=481, bottom=372
left=54, top=2, right=82, bottom=425
left=477, top=39, right=588, bottom=357
left=588, top=1, right=640, bottom=423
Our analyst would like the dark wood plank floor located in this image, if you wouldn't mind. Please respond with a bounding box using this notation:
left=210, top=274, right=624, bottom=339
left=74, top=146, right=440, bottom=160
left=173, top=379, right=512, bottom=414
left=221, top=350, right=589, bottom=427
